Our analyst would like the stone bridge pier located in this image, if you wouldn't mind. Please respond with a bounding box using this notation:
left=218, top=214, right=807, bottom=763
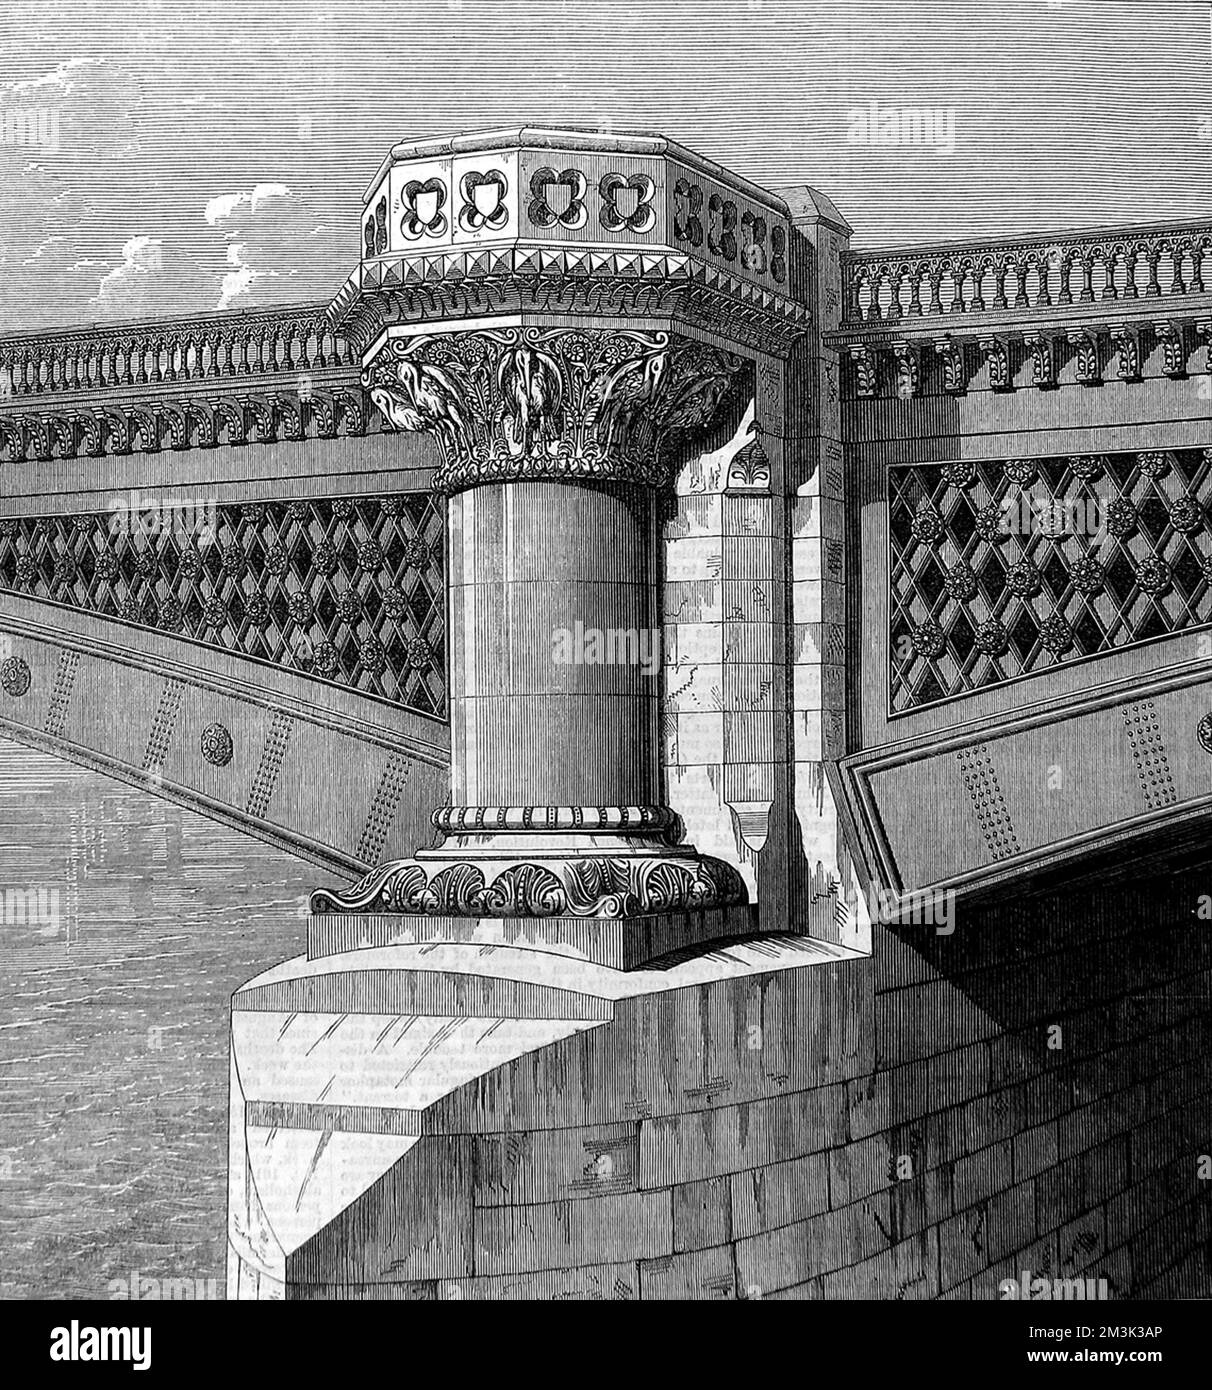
left=226, top=128, right=1212, bottom=1301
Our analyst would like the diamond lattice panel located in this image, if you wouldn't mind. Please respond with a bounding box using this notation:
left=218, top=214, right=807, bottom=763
left=0, top=494, right=447, bottom=718
left=889, top=448, right=1212, bottom=714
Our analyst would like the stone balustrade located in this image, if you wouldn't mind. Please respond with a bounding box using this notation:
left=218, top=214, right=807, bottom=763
left=0, top=304, right=356, bottom=400
left=844, top=218, right=1212, bottom=324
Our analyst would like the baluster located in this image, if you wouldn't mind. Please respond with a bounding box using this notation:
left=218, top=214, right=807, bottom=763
left=955, top=262, right=967, bottom=312
left=969, top=260, right=986, bottom=312
left=881, top=267, right=898, bottom=321
left=1010, top=254, right=1029, bottom=308
left=1173, top=240, right=1189, bottom=295
left=990, top=256, right=1008, bottom=311
left=1053, top=253, right=1071, bottom=306
left=1188, top=237, right=1206, bottom=295
left=1077, top=249, right=1094, bottom=303
left=936, top=265, right=951, bottom=313
left=1143, top=243, right=1161, bottom=297
left=1121, top=245, right=1138, bottom=299
left=902, top=264, right=921, bottom=316
left=1099, top=247, right=1118, bottom=300
left=847, top=268, right=863, bottom=322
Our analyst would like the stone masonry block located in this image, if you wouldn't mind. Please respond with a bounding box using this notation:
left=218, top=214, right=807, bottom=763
left=473, top=1123, right=639, bottom=1207
left=473, top=1191, right=672, bottom=1276
left=731, top=1151, right=831, bottom=1239
left=640, top=1244, right=737, bottom=1299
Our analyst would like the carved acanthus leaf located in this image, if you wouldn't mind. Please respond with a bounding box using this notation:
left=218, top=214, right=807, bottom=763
left=363, top=327, right=748, bottom=493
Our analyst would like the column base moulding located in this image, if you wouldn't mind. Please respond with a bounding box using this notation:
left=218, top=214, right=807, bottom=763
left=306, top=901, right=762, bottom=972
left=311, top=847, right=747, bottom=917
left=310, top=827, right=756, bottom=970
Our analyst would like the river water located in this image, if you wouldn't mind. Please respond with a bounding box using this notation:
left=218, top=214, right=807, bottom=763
left=0, top=738, right=318, bottom=1299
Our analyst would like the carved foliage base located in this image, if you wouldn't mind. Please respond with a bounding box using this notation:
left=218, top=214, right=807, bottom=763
left=310, top=851, right=748, bottom=920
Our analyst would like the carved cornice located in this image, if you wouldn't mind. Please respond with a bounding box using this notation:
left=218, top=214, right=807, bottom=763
left=330, top=247, right=810, bottom=358
left=0, top=303, right=370, bottom=463
left=833, top=315, right=1212, bottom=400
left=0, top=385, right=369, bottom=464
left=362, top=326, right=748, bottom=494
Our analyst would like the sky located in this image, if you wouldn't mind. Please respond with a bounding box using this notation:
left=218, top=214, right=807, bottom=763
left=0, top=0, right=1209, bottom=331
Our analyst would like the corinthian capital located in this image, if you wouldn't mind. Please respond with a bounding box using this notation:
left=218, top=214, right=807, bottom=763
left=363, top=326, right=748, bottom=493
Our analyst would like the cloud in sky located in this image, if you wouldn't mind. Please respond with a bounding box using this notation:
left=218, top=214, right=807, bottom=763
left=1, top=56, right=99, bottom=98
left=200, top=183, right=294, bottom=308
left=216, top=241, right=270, bottom=310
left=93, top=235, right=164, bottom=315
left=204, top=183, right=290, bottom=227
left=22, top=235, right=64, bottom=265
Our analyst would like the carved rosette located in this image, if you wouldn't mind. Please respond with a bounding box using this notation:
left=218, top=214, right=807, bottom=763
left=363, top=326, right=747, bottom=494
left=310, top=850, right=748, bottom=920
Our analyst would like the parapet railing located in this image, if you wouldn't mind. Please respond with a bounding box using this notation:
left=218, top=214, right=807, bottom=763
left=0, top=303, right=357, bottom=400
left=842, top=218, right=1212, bottom=326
